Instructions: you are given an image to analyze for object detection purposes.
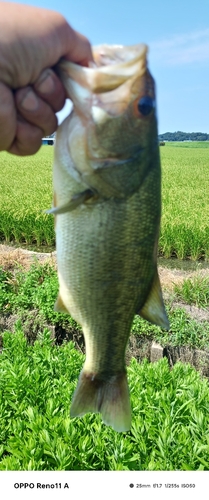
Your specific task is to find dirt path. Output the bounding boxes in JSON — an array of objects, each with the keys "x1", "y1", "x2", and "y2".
[
  {"x1": 0, "y1": 243, "x2": 209, "y2": 323},
  {"x1": 1, "y1": 243, "x2": 209, "y2": 289},
  {"x1": 0, "y1": 244, "x2": 57, "y2": 271}
]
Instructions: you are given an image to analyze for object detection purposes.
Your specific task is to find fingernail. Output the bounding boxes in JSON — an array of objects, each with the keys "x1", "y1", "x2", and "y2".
[
  {"x1": 36, "y1": 69, "x2": 55, "y2": 94},
  {"x1": 20, "y1": 89, "x2": 39, "y2": 111}
]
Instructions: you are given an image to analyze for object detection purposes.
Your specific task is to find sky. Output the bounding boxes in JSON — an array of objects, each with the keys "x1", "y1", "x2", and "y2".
[{"x1": 7, "y1": 0, "x2": 209, "y2": 133}]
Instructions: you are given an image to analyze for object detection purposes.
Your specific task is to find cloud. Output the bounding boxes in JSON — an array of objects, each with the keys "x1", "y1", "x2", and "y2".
[{"x1": 150, "y1": 29, "x2": 209, "y2": 65}]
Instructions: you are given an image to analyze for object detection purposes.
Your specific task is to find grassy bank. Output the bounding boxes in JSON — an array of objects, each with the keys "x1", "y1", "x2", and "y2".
[
  {"x1": 1, "y1": 262, "x2": 209, "y2": 351},
  {"x1": 0, "y1": 261, "x2": 209, "y2": 470}
]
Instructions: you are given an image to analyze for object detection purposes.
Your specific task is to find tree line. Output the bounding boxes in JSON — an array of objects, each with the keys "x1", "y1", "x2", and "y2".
[{"x1": 158, "y1": 131, "x2": 209, "y2": 142}]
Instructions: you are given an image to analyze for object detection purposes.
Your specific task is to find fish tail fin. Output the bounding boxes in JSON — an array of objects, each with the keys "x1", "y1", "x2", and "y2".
[{"x1": 70, "y1": 370, "x2": 131, "y2": 432}]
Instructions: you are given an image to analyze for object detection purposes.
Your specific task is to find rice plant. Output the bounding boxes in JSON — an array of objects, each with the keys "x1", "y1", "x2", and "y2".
[
  {"x1": 0, "y1": 142, "x2": 209, "y2": 258},
  {"x1": 160, "y1": 143, "x2": 209, "y2": 260}
]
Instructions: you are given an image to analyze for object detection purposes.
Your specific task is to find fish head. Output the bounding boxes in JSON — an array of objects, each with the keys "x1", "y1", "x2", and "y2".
[
  {"x1": 90, "y1": 45, "x2": 157, "y2": 159},
  {"x1": 56, "y1": 44, "x2": 159, "y2": 197}
]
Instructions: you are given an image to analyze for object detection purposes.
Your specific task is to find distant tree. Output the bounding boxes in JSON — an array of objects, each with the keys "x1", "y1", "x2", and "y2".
[{"x1": 158, "y1": 131, "x2": 209, "y2": 141}]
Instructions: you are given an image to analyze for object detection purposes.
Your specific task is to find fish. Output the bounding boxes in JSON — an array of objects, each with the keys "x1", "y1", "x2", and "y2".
[{"x1": 49, "y1": 43, "x2": 169, "y2": 432}]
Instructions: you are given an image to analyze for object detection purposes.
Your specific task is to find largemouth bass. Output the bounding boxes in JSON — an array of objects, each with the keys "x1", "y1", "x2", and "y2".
[{"x1": 50, "y1": 44, "x2": 169, "y2": 432}]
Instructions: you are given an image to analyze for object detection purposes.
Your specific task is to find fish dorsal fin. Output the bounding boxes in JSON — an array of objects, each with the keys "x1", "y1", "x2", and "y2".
[{"x1": 139, "y1": 271, "x2": 170, "y2": 330}]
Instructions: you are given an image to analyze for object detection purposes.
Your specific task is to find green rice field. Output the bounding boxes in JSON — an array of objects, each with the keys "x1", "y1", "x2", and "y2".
[
  {"x1": 161, "y1": 142, "x2": 209, "y2": 260},
  {"x1": 0, "y1": 142, "x2": 208, "y2": 259}
]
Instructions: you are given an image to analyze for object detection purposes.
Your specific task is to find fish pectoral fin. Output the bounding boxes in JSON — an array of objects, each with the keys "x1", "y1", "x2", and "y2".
[
  {"x1": 45, "y1": 189, "x2": 94, "y2": 215},
  {"x1": 54, "y1": 293, "x2": 69, "y2": 313},
  {"x1": 139, "y1": 271, "x2": 170, "y2": 330},
  {"x1": 70, "y1": 370, "x2": 131, "y2": 433}
]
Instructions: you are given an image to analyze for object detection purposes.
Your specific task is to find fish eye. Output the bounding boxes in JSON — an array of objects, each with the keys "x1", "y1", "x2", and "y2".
[{"x1": 137, "y1": 96, "x2": 155, "y2": 116}]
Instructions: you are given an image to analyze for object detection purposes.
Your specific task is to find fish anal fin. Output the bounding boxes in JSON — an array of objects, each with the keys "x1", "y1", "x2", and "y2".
[
  {"x1": 70, "y1": 370, "x2": 131, "y2": 433},
  {"x1": 54, "y1": 293, "x2": 69, "y2": 313},
  {"x1": 139, "y1": 271, "x2": 170, "y2": 330}
]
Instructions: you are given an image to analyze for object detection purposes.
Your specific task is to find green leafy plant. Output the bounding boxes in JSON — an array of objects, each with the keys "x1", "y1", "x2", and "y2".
[{"x1": 0, "y1": 329, "x2": 209, "y2": 471}]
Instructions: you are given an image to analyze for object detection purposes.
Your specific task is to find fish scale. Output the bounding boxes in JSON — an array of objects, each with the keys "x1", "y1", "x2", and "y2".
[{"x1": 51, "y1": 43, "x2": 169, "y2": 432}]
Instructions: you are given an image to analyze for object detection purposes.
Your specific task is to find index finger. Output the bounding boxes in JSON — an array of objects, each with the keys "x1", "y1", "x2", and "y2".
[{"x1": 62, "y1": 28, "x2": 93, "y2": 66}]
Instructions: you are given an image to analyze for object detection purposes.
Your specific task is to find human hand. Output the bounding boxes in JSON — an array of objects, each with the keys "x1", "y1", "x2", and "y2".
[{"x1": 0, "y1": 2, "x2": 93, "y2": 155}]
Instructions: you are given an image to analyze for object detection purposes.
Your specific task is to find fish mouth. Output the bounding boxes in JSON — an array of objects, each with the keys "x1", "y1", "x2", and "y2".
[{"x1": 56, "y1": 44, "x2": 148, "y2": 106}]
